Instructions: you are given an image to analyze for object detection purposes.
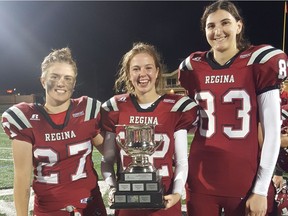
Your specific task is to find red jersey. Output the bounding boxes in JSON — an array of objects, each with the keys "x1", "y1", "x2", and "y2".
[
  {"x1": 101, "y1": 93, "x2": 198, "y2": 215},
  {"x1": 179, "y1": 45, "x2": 287, "y2": 197},
  {"x1": 281, "y1": 91, "x2": 288, "y2": 105},
  {"x1": 277, "y1": 105, "x2": 288, "y2": 173},
  {"x1": 282, "y1": 104, "x2": 288, "y2": 129},
  {"x1": 1, "y1": 96, "x2": 103, "y2": 212}
]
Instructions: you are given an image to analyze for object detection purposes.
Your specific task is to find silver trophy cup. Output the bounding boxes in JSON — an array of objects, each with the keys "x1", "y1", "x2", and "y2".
[
  {"x1": 111, "y1": 124, "x2": 165, "y2": 209},
  {"x1": 116, "y1": 124, "x2": 163, "y2": 173}
]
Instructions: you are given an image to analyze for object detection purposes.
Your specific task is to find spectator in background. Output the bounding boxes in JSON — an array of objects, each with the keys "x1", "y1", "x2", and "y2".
[
  {"x1": 272, "y1": 104, "x2": 288, "y2": 189},
  {"x1": 280, "y1": 81, "x2": 288, "y2": 105}
]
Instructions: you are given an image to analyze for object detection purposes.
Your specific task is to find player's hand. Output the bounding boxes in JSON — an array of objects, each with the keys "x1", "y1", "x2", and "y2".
[
  {"x1": 272, "y1": 175, "x2": 284, "y2": 189},
  {"x1": 108, "y1": 186, "x2": 116, "y2": 206},
  {"x1": 245, "y1": 193, "x2": 267, "y2": 216},
  {"x1": 281, "y1": 134, "x2": 288, "y2": 147},
  {"x1": 282, "y1": 126, "x2": 288, "y2": 134},
  {"x1": 163, "y1": 193, "x2": 181, "y2": 210}
]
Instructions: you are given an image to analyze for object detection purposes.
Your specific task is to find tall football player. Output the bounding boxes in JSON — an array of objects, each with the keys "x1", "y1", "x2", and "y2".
[
  {"x1": 101, "y1": 42, "x2": 199, "y2": 216},
  {"x1": 178, "y1": 1, "x2": 288, "y2": 216},
  {"x1": 1, "y1": 48, "x2": 107, "y2": 216}
]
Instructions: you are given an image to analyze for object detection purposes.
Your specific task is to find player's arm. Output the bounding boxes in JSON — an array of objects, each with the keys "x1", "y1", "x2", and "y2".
[
  {"x1": 12, "y1": 139, "x2": 33, "y2": 216},
  {"x1": 164, "y1": 129, "x2": 188, "y2": 209},
  {"x1": 92, "y1": 132, "x2": 105, "y2": 155},
  {"x1": 246, "y1": 89, "x2": 281, "y2": 213},
  {"x1": 101, "y1": 131, "x2": 117, "y2": 205},
  {"x1": 259, "y1": 121, "x2": 285, "y2": 188},
  {"x1": 101, "y1": 131, "x2": 117, "y2": 187}
]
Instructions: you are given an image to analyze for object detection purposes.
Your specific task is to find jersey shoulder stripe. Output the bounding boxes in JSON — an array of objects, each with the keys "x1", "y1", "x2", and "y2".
[
  {"x1": 3, "y1": 105, "x2": 32, "y2": 130},
  {"x1": 84, "y1": 97, "x2": 101, "y2": 121},
  {"x1": 179, "y1": 52, "x2": 207, "y2": 71},
  {"x1": 247, "y1": 45, "x2": 283, "y2": 65},
  {"x1": 179, "y1": 56, "x2": 193, "y2": 71},
  {"x1": 102, "y1": 96, "x2": 118, "y2": 112},
  {"x1": 282, "y1": 108, "x2": 288, "y2": 120},
  {"x1": 171, "y1": 96, "x2": 197, "y2": 112}
]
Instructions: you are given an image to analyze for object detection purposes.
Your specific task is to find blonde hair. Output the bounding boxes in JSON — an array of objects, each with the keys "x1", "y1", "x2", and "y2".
[
  {"x1": 41, "y1": 47, "x2": 77, "y2": 78},
  {"x1": 114, "y1": 42, "x2": 164, "y2": 94}
]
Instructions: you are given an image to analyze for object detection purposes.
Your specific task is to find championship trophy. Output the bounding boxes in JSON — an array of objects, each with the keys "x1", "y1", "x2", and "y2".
[{"x1": 110, "y1": 124, "x2": 165, "y2": 209}]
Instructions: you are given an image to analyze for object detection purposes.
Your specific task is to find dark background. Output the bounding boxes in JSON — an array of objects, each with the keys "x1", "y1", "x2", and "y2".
[{"x1": 0, "y1": 1, "x2": 286, "y2": 102}]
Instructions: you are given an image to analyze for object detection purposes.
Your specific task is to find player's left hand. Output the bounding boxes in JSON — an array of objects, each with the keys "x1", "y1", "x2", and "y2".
[
  {"x1": 245, "y1": 193, "x2": 267, "y2": 216},
  {"x1": 107, "y1": 186, "x2": 116, "y2": 206},
  {"x1": 163, "y1": 193, "x2": 181, "y2": 210}
]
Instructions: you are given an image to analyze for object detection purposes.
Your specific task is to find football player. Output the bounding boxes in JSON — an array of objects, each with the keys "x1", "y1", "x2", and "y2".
[
  {"x1": 178, "y1": 1, "x2": 287, "y2": 216},
  {"x1": 1, "y1": 48, "x2": 107, "y2": 216},
  {"x1": 273, "y1": 105, "x2": 288, "y2": 190},
  {"x1": 101, "y1": 42, "x2": 199, "y2": 216},
  {"x1": 280, "y1": 82, "x2": 288, "y2": 106}
]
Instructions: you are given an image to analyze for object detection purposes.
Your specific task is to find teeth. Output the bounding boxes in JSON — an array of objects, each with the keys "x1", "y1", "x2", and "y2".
[
  {"x1": 139, "y1": 80, "x2": 148, "y2": 84},
  {"x1": 56, "y1": 90, "x2": 66, "y2": 93},
  {"x1": 215, "y1": 36, "x2": 226, "y2": 41}
]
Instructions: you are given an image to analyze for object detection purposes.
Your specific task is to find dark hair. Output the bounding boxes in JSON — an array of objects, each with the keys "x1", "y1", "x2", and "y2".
[
  {"x1": 114, "y1": 42, "x2": 164, "y2": 94},
  {"x1": 200, "y1": 0, "x2": 250, "y2": 50}
]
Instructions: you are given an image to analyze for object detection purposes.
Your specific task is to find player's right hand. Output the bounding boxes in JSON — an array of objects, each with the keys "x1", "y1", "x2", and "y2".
[
  {"x1": 163, "y1": 193, "x2": 181, "y2": 210},
  {"x1": 273, "y1": 175, "x2": 285, "y2": 189}
]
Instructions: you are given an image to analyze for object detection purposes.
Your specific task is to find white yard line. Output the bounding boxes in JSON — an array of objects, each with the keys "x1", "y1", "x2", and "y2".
[
  {"x1": 0, "y1": 188, "x2": 13, "y2": 196},
  {"x1": 0, "y1": 158, "x2": 13, "y2": 161}
]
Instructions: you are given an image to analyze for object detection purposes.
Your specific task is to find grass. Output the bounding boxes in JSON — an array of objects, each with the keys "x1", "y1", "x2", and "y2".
[{"x1": 0, "y1": 124, "x2": 14, "y2": 190}]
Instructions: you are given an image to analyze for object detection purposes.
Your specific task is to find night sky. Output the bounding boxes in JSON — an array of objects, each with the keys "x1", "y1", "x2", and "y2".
[{"x1": 0, "y1": 1, "x2": 286, "y2": 102}]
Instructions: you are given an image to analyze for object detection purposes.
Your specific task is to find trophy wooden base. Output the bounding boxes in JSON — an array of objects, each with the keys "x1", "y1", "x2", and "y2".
[
  {"x1": 110, "y1": 187, "x2": 165, "y2": 209},
  {"x1": 111, "y1": 171, "x2": 165, "y2": 209}
]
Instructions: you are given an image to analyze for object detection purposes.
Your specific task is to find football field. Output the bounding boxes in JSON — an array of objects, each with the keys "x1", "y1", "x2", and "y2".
[{"x1": 0, "y1": 117, "x2": 193, "y2": 215}]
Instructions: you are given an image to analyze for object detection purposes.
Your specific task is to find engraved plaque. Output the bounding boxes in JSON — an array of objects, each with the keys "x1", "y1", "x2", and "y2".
[
  {"x1": 127, "y1": 195, "x2": 139, "y2": 203},
  {"x1": 124, "y1": 173, "x2": 152, "y2": 181},
  {"x1": 132, "y1": 183, "x2": 144, "y2": 191},
  {"x1": 139, "y1": 195, "x2": 151, "y2": 203},
  {"x1": 146, "y1": 183, "x2": 158, "y2": 191},
  {"x1": 118, "y1": 183, "x2": 131, "y2": 191},
  {"x1": 114, "y1": 195, "x2": 126, "y2": 203}
]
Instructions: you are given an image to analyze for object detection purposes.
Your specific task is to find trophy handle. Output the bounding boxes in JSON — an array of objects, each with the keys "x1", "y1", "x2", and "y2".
[{"x1": 155, "y1": 134, "x2": 164, "y2": 150}]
